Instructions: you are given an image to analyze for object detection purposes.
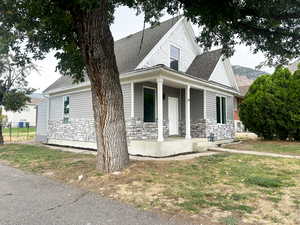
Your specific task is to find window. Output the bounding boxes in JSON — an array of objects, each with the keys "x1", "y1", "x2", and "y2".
[
  {"x1": 63, "y1": 96, "x2": 70, "y2": 123},
  {"x1": 144, "y1": 88, "x2": 155, "y2": 122},
  {"x1": 170, "y1": 45, "x2": 180, "y2": 71},
  {"x1": 216, "y1": 96, "x2": 226, "y2": 124}
]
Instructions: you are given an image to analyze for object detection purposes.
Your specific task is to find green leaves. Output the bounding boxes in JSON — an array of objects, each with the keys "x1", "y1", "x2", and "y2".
[
  {"x1": 1, "y1": 0, "x2": 299, "y2": 84},
  {"x1": 240, "y1": 65, "x2": 300, "y2": 140},
  {"x1": 3, "y1": 90, "x2": 31, "y2": 112}
]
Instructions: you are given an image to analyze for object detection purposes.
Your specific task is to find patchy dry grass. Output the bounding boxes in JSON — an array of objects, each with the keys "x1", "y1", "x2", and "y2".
[
  {"x1": 225, "y1": 140, "x2": 300, "y2": 156},
  {"x1": 1, "y1": 144, "x2": 300, "y2": 225}
]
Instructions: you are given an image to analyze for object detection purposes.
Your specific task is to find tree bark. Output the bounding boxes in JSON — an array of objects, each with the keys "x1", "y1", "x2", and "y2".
[
  {"x1": 72, "y1": 3, "x2": 129, "y2": 172},
  {"x1": 0, "y1": 108, "x2": 4, "y2": 145}
]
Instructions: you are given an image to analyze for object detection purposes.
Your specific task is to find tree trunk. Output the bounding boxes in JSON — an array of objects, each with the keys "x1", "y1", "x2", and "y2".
[
  {"x1": 0, "y1": 108, "x2": 3, "y2": 145},
  {"x1": 72, "y1": 3, "x2": 129, "y2": 172}
]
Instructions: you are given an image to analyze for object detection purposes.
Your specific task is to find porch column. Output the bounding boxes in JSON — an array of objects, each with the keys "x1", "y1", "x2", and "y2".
[
  {"x1": 157, "y1": 77, "x2": 164, "y2": 142},
  {"x1": 185, "y1": 85, "x2": 191, "y2": 139},
  {"x1": 203, "y1": 89, "x2": 207, "y2": 119},
  {"x1": 130, "y1": 81, "x2": 134, "y2": 118}
]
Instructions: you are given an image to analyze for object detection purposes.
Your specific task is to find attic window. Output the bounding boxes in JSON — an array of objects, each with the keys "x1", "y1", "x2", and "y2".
[{"x1": 170, "y1": 45, "x2": 180, "y2": 71}]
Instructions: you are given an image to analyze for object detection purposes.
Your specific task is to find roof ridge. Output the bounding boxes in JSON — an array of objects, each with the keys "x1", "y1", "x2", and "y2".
[{"x1": 115, "y1": 15, "x2": 182, "y2": 43}]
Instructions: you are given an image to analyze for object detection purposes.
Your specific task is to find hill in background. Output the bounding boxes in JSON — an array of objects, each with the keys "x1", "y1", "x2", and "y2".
[{"x1": 232, "y1": 65, "x2": 268, "y2": 87}]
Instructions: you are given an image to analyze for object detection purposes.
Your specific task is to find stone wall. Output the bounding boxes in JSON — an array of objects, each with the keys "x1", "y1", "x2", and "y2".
[
  {"x1": 126, "y1": 118, "x2": 169, "y2": 140},
  {"x1": 48, "y1": 117, "x2": 234, "y2": 143},
  {"x1": 180, "y1": 119, "x2": 206, "y2": 138},
  {"x1": 206, "y1": 119, "x2": 235, "y2": 140},
  {"x1": 48, "y1": 119, "x2": 96, "y2": 142},
  {"x1": 180, "y1": 119, "x2": 234, "y2": 140}
]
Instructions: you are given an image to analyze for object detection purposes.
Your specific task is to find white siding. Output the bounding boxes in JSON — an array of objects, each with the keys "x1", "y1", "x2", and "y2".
[
  {"x1": 206, "y1": 91, "x2": 217, "y2": 121},
  {"x1": 206, "y1": 91, "x2": 234, "y2": 122},
  {"x1": 121, "y1": 83, "x2": 131, "y2": 120},
  {"x1": 226, "y1": 95, "x2": 234, "y2": 121},
  {"x1": 69, "y1": 91, "x2": 93, "y2": 119},
  {"x1": 49, "y1": 85, "x2": 131, "y2": 121},
  {"x1": 138, "y1": 20, "x2": 198, "y2": 73},
  {"x1": 36, "y1": 99, "x2": 48, "y2": 142},
  {"x1": 209, "y1": 59, "x2": 232, "y2": 87},
  {"x1": 49, "y1": 96, "x2": 63, "y2": 121}
]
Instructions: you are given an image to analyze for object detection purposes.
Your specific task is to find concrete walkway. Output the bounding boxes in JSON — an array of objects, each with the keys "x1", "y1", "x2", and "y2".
[
  {"x1": 209, "y1": 147, "x2": 300, "y2": 159},
  {"x1": 0, "y1": 163, "x2": 195, "y2": 225}
]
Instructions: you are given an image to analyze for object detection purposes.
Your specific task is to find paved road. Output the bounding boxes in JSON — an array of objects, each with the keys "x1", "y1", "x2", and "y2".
[{"x1": 0, "y1": 163, "x2": 192, "y2": 225}]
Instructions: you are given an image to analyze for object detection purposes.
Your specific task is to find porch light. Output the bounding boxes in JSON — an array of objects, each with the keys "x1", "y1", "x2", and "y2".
[{"x1": 208, "y1": 133, "x2": 215, "y2": 142}]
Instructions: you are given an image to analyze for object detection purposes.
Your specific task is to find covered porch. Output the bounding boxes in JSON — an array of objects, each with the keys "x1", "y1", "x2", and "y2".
[
  {"x1": 120, "y1": 66, "x2": 235, "y2": 157},
  {"x1": 125, "y1": 72, "x2": 208, "y2": 143}
]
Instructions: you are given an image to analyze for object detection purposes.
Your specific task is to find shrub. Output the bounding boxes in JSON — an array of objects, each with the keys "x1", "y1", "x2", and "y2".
[{"x1": 239, "y1": 65, "x2": 300, "y2": 140}]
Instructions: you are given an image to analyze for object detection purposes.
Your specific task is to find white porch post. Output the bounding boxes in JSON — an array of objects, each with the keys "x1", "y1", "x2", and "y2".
[
  {"x1": 157, "y1": 77, "x2": 164, "y2": 142},
  {"x1": 185, "y1": 85, "x2": 191, "y2": 139},
  {"x1": 130, "y1": 81, "x2": 134, "y2": 118},
  {"x1": 203, "y1": 89, "x2": 207, "y2": 119}
]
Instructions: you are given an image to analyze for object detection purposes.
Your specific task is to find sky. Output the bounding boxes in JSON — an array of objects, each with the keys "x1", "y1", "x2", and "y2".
[{"x1": 27, "y1": 6, "x2": 274, "y2": 93}]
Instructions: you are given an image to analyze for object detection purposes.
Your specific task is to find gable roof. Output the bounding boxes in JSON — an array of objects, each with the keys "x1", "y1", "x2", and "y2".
[
  {"x1": 186, "y1": 49, "x2": 222, "y2": 81},
  {"x1": 44, "y1": 16, "x2": 182, "y2": 93},
  {"x1": 115, "y1": 16, "x2": 182, "y2": 73}
]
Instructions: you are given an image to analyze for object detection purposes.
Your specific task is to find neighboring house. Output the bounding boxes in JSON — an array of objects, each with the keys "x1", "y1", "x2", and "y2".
[
  {"x1": 37, "y1": 16, "x2": 240, "y2": 157},
  {"x1": 3, "y1": 93, "x2": 44, "y2": 127},
  {"x1": 232, "y1": 65, "x2": 267, "y2": 132}
]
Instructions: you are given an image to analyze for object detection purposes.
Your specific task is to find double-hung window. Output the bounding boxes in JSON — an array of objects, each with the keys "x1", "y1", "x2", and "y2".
[
  {"x1": 216, "y1": 96, "x2": 226, "y2": 124},
  {"x1": 63, "y1": 96, "x2": 70, "y2": 123},
  {"x1": 170, "y1": 45, "x2": 180, "y2": 71}
]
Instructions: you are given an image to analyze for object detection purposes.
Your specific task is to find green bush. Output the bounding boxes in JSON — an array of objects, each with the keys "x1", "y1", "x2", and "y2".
[{"x1": 240, "y1": 65, "x2": 300, "y2": 140}]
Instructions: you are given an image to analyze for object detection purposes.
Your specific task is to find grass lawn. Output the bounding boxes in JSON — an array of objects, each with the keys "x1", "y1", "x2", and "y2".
[
  {"x1": 2, "y1": 127, "x2": 36, "y2": 142},
  {"x1": 225, "y1": 140, "x2": 300, "y2": 156},
  {"x1": 1, "y1": 144, "x2": 300, "y2": 225}
]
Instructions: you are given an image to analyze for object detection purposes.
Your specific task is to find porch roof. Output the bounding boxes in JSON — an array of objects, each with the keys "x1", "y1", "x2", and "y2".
[
  {"x1": 121, "y1": 65, "x2": 240, "y2": 95},
  {"x1": 44, "y1": 64, "x2": 240, "y2": 96}
]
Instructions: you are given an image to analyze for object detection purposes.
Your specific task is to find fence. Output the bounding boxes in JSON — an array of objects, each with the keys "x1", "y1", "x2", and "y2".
[{"x1": 2, "y1": 122, "x2": 36, "y2": 143}]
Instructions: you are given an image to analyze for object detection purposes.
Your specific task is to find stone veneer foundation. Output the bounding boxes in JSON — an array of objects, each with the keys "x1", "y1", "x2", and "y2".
[{"x1": 48, "y1": 117, "x2": 234, "y2": 143}]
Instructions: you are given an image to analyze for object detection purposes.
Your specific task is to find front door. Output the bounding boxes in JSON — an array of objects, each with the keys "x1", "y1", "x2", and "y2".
[{"x1": 168, "y1": 97, "x2": 179, "y2": 135}]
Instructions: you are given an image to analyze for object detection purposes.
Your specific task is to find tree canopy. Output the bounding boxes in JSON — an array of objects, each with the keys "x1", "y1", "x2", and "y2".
[
  {"x1": 0, "y1": 0, "x2": 299, "y2": 81},
  {"x1": 0, "y1": 50, "x2": 35, "y2": 144},
  {"x1": 239, "y1": 65, "x2": 300, "y2": 140}
]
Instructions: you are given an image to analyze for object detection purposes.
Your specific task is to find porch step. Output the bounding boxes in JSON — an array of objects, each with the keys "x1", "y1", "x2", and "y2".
[{"x1": 128, "y1": 138, "x2": 216, "y2": 157}]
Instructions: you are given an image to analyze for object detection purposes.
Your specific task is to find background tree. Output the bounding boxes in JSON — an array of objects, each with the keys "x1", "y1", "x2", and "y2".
[
  {"x1": 0, "y1": 52, "x2": 35, "y2": 144},
  {"x1": 239, "y1": 66, "x2": 300, "y2": 140},
  {"x1": 0, "y1": 0, "x2": 299, "y2": 172}
]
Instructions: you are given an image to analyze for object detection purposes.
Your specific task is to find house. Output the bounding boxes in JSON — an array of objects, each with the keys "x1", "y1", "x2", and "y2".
[
  {"x1": 232, "y1": 65, "x2": 267, "y2": 133},
  {"x1": 3, "y1": 93, "x2": 44, "y2": 127},
  {"x1": 36, "y1": 16, "x2": 240, "y2": 157}
]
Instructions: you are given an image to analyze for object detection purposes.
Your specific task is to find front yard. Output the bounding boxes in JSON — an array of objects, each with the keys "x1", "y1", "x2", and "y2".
[
  {"x1": 1, "y1": 144, "x2": 300, "y2": 225},
  {"x1": 225, "y1": 140, "x2": 300, "y2": 156}
]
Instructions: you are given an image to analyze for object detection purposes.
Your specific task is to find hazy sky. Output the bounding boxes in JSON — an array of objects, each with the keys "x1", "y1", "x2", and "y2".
[{"x1": 27, "y1": 6, "x2": 274, "y2": 93}]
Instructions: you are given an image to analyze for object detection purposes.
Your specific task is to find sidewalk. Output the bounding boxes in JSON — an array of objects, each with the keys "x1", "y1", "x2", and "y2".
[{"x1": 209, "y1": 147, "x2": 300, "y2": 159}]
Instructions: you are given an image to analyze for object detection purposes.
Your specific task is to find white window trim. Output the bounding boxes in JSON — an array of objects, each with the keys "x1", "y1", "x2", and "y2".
[
  {"x1": 216, "y1": 95, "x2": 227, "y2": 124},
  {"x1": 170, "y1": 44, "x2": 181, "y2": 71},
  {"x1": 142, "y1": 86, "x2": 157, "y2": 123}
]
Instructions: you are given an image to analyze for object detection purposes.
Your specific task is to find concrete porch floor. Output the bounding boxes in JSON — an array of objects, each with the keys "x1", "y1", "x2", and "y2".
[{"x1": 128, "y1": 137, "x2": 218, "y2": 157}]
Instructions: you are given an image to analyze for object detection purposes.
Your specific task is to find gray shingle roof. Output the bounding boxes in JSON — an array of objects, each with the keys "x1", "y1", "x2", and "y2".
[
  {"x1": 44, "y1": 16, "x2": 182, "y2": 93},
  {"x1": 186, "y1": 49, "x2": 222, "y2": 81}
]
